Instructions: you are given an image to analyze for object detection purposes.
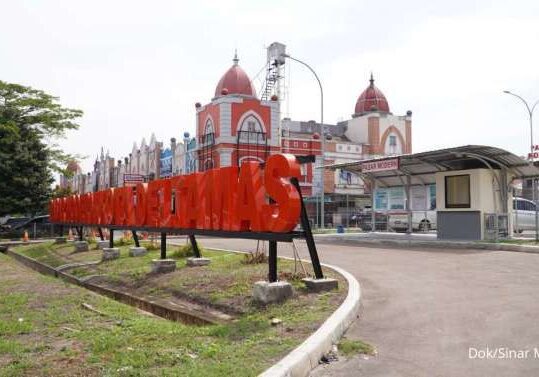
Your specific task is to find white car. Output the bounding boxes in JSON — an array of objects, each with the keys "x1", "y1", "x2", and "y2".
[
  {"x1": 513, "y1": 197, "x2": 538, "y2": 233},
  {"x1": 388, "y1": 211, "x2": 437, "y2": 232}
]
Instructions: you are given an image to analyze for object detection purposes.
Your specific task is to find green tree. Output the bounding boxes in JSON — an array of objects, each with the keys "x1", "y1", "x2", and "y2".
[
  {"x1": 52, "y1": 185, "x2": 74, "y2": 199},
  {"x1": 0, "y1": 81, "x2": 82, "y2": 216}
]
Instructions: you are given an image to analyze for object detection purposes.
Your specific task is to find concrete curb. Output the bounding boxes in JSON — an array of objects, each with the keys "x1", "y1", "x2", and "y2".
[
  {"x1": 315, "y1": 234, "x2": 539, "y2": 254},
  {"x1": 207, "y1": 247, "x2": 361, "y2": 377}
]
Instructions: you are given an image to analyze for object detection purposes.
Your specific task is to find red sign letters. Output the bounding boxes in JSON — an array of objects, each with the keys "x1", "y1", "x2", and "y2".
[{"x1": 49, "y1": 154, "x2": 302, "y2": 233}]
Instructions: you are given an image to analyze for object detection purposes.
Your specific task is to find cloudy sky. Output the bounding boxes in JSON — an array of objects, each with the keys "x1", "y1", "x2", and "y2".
[{"x1": 2, "y1": 0, "x2": 539, "y2": 173}]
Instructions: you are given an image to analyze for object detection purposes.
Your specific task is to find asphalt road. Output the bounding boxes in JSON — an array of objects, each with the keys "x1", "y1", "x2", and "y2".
[{"x1": 190, "y1": 236, "x2": 539, "y2": 377}]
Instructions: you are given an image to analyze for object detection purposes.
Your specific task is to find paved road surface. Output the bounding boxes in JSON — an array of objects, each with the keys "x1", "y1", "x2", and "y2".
[{"x1": 189, "y1": 237, "x2": 539, "y2": 377}]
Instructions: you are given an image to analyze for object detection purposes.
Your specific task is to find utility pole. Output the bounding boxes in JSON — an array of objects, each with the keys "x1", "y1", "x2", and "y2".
[
  {"x1": 282, "y1": 53, "x2": 325, "y2": 228},
  {"x1": 504, "y1": 90, "x2": 539, "y2": 241}
]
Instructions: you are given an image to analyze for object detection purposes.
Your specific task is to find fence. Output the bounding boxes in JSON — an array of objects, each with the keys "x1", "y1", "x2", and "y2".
[
  {"x1": 484, "y1": 213, "x2": 509, "y2": 241},
  {"x1": 0, "y1": 222, "x2": 64, "y2": 240},
  {"x1": 304, "y1": 196, "x2": 438, "y2": 234}
]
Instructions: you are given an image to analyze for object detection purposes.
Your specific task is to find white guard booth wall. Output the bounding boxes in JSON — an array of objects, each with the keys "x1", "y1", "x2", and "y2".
[{"x1": 435, "y1": 168, "x2": 513, "y2": 240}]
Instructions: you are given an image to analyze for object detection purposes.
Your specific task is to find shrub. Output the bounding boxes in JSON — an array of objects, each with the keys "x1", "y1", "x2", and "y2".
[
  {"x1": 113, "y1": 237, "x2": 134, "y2": 247},
  {"x1": 141, "y1": 241, "x2": 160, "y2": 251},
  {"x1": 242, "y1": 250, "x2": 268, "y2": 265},
  {"x1": 171, "y1": 243, "x2": 199, "y2": 259}
]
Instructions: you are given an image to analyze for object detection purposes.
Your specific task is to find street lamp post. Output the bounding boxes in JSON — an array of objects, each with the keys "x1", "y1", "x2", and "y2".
[
  {"x1": 282, "y1": 53, "x2": 326, "y2": 229},
  {"x1": 504, "y1": 90, "x2": 539, "y2": 241}
]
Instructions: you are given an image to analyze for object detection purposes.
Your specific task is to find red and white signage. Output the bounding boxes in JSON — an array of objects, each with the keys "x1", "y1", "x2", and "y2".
[
  {"x1": 124, "y1": 174, "x2": 144, "y2": 184},
  {"x1": 361, "y1": 158, "x2": 400, "y2": 173},
  {"x1": 528, "y1": 145, "x2": 539, "y2": 160}
]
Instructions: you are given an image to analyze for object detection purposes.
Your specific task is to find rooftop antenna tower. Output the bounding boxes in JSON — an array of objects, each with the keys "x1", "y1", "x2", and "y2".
[{"x1": 261, "y1": 42, "x2": 287, "y2": 103}]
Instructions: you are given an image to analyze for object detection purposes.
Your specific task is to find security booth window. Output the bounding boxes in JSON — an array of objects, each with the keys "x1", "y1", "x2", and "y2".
[{"x1": 445, "y1": 174, "x2": 471, "y2": 208}]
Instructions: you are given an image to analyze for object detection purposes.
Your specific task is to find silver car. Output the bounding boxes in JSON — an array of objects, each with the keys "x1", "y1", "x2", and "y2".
[{"x1": 513, "y1": 197, "x2": 537, "y2": 233}]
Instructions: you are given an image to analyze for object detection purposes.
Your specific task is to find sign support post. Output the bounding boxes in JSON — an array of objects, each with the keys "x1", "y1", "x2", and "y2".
[
  {"x1": 291, "y1": 177, "x2": 324, "y2": 279},
  {"x1": 268, "y1": 240, "x2": 278, "y2": 283},
  {"x1": 188, "y1": 235, "x2": 201, "y2": 258},
  {"x1": 109, "y1": 229, "x2": 114, "y2": 248},
  {"x1": 160, "y1": 233, "x2": 167, "y2": 259},
  {"x1": 132, "y1": 230, "x2": 140, "y2": 247},
  {"x1": 76, "y1": 226, "x2": 83, "y2": 241}
]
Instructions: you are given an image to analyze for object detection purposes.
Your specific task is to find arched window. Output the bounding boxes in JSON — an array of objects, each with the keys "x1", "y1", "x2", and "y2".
[
  {"x1": 238, "y1": 156, "x2": 264, "y2": 164},
  {"x1": 385, "y1": 133, "x2": 402, "y2": 155},
  {"x1": 236, "y1": 113, "x2": 268, "y2": 166},
  {"x1": 238, "y1": 115, "x2": 265, "y2": 144},
  {"x1": 203, "y1": 119, "x2": 215, "y2": 146},
  {"x1": 199, "y1": 119, "x2": 215, "y2": 172},
  {"x1": 204, "y1": 159, "x2": 214, "y2": 170}
]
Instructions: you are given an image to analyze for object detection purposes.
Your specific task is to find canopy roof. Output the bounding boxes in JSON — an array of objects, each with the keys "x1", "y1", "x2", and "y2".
[{"x1": 326, "y1": 145, "x2": 539, "y2": 187}]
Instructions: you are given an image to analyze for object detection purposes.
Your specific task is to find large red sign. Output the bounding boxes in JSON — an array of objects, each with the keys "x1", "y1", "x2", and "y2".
[{"x1": 49, "y1": 154, "x2": 302, "y2": 233}]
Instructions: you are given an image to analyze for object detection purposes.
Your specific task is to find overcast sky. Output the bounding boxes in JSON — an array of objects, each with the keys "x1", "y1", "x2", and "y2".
[{"x1": 2, "y1": 0, "x2": 539, "y2": 173}]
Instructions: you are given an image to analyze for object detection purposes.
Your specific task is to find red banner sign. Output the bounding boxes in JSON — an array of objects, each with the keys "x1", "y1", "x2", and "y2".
[
  {"x1": 361, "y1": 158, "x2": 400, "y2": 173},
  {"x1": 49, "y1": 154, "x2": 301, "y2": 233}
]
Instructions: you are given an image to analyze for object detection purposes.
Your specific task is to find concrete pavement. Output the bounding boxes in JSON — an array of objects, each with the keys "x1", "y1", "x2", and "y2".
[{"x1": 192, "y1": 237, "x2": 539, "y2": 377}]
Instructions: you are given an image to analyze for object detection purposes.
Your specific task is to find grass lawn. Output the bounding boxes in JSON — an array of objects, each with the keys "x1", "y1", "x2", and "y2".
[{"x1": 2, "y1": 241, "x2": 346, "y2": 376}]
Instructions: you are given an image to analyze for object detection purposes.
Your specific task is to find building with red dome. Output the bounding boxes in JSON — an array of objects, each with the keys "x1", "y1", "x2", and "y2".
[
  {"x1": 195, "y1": 52, "x2": 281, "y2": 171},
  {"x1": 354, "y1": 73, "x2": 391, "y2": 115},
  {"x1": 214, "y1": 53, "x2": 257, "y2": 98},
  {"x1": 59, "y1": 160, "x2": 82, "y2": 191},
  {"x1": 346, "y1": 74, "x2": 411, "y2": 157},
  {"x1": 279, "y1": 70, "x2": 412, "y2": 225}
]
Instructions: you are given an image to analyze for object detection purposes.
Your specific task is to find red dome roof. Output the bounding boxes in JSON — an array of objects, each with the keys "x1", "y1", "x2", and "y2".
[
  {"x1": 354, "y1": 74, "x2": 390, "y2": 115},
  {"x1": 66, "y1": 160, "x2": 80, "y2": 173},
  {"x1": 214, "y1": 53, "x2": 256, "y2": 98}
]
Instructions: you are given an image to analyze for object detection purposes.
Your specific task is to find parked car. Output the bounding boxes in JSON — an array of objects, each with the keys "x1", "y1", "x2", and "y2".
[
  {"x1": 0, "y1": 215, "x2": 63, "y2": 239},
  {"x1": 355, "y1": 211, "x2": 388, "y2": 231},
  {"x1": 0, "y1": 216, "x2": 30, "y2": 232},
  {"x1": 388, "y1": 211, "x2": 437, "y2": 232},
  {"x1": 513, "y1": 197, "x2": 537, "y2": 233}
]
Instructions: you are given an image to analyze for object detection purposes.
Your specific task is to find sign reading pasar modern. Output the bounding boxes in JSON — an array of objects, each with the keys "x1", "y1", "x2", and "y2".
[
  {"x1": 528, "y1": 145, "x2": 539, "y2": 160},
  {"x1": 361, "y1": 158, "x2": 399, "y2": 173},
  {"x1": 49, "y1": 154, "x2": 301, "y2": 233}
]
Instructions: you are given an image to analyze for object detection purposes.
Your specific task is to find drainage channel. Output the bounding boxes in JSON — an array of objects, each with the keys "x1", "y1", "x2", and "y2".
[{"x1": 1, "y1": 247, "x2": 232, "y2": 326}]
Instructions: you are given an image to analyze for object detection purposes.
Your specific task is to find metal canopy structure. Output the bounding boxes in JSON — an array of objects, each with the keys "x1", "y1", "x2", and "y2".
[{"x1": 325, "y1": 145, "x2": 539, "y2": 187}]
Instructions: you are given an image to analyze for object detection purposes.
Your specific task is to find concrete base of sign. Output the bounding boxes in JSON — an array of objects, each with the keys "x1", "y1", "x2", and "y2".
[
  {"x1": 151, "y1": 259, "x2": 176, "y2": 274},
  {"x1": 54, "y1": 237, "x2": 67, "y2": 244},
  {"x1": 186, "y1": 257, "x2": 211, "y2": 267},
  {"x1": 73, "y1": 241, "x2": 89, "y2": 253},
  {"x1": 96, "y1": 240, "x2": 110, "y2": 250},
  {"x1": 302, "y1": 277, "x2": 339, "y2": 293},
  {"x1": 102, "y1": 247, "x2": 120, "y2": 261},
  {"x1": 129, "y1": 247, "x2": 148, "y2": 257},
  {"x1": 252, "y1": 281, "x2": 293, "y2": 305}
]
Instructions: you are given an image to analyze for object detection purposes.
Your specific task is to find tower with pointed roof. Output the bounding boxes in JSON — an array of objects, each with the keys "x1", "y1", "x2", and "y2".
[
  {"x1": 195, "y1": 52, "x2": 281, "y2": 171},
  {"x1": 345, "y1": 74, "x2": 412, "y2": 156}
]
